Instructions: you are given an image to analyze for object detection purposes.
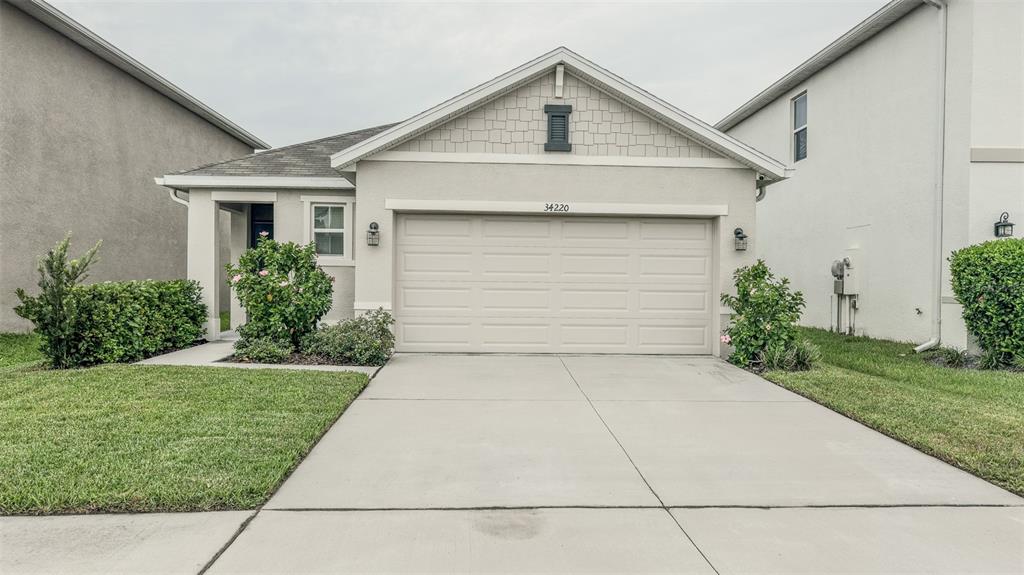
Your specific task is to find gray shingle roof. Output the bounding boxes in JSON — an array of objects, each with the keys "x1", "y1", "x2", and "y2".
[{"x1": 175, "y1": 124, "x2": 397, "y2": 178}]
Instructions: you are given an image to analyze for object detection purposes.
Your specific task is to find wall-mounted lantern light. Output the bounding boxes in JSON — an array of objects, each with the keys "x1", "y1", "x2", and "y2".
[
  {"x1": 367, "y1": 222, "x2": 380, "y2": 246},
  {"x1": 994, "y1": 212, "x2": 1014, "y2": 238},
  {"x1": 733, "y1": 227, "x2": 748, "y2": 251}
]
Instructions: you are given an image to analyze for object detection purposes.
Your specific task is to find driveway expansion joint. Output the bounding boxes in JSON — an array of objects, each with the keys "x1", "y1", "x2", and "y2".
[{"x1": 557, "y1": 355, "x2": 723, "y2": 575}]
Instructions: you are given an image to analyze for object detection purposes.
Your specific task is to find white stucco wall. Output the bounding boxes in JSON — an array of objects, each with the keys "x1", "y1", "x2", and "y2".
[
  {"x1": 728, "y1": 0, "x2": 1024, "y2": 349},
  {"x1": 728, "y1": 4, "x2": 943, "y2": 344},
  {"x1": 351, "y1": 160, "x2": 759, "y2": 357}
]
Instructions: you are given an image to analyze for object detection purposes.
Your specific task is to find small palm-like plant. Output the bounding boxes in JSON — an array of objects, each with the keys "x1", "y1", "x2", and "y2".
[{"x1": 15, "y1": 234, "x2": 101, "y2": 368}]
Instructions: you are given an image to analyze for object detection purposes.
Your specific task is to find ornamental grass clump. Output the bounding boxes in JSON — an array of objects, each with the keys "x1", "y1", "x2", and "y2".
[
  {"x1": 721, "y1": 260, "x2": 816, "y2": 371},
  {"x1": 226, "y1": 234, "x2": 333, "y2": 352}
]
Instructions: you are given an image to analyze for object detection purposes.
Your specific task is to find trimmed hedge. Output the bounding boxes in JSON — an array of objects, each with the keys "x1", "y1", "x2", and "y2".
[
  {"x1": 72, "y1": 280, "x2": 207, "y2": 365},
  {"x1": 20, "y1": 280, "x2": 206, "y2": 368},
  {"x1": 949, "y1": 238, "x2": 1024, "y2": 365}
]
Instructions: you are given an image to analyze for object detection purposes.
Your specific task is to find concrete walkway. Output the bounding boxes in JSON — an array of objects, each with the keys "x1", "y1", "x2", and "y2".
[
  {"x1": 137, "y1": 337, "x2": 380, "y2": 376},
  {"x1": 5, "y1": 354, "x2": 1023, "y2": 574}
]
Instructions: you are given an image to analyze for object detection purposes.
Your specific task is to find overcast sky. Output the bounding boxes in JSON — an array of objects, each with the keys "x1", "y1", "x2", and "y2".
[{"x1": 51, "y1": 0, "x2": 888, "y2": 149}]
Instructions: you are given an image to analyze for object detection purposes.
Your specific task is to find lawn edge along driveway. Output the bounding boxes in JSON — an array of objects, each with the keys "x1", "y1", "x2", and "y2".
[
  {"x1": 763, "y1": 327, "x2": 1024, "y2": 497},
  {"x1": 0, "y1": 362, "x2": 368, "y2": 515}
]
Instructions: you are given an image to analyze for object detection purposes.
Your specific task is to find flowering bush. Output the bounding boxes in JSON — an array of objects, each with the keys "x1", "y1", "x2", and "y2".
[
  {"x1": 226, "y1": 235, "x2": 333, "y2": 349},
  {"x1": 720, "y1": 260, "x2": 807, "y2": 368},
  {"x1": 949, "y1": 238, "x2": 1024, "y2": 367}
]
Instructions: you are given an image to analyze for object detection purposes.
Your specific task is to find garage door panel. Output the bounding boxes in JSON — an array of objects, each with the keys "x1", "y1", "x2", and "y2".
[
  {"x1": 480, "y1": 288, "x2": 551, "y2": 312},
  {"x1": 400, "y1": 215, "x2": 474, "y2": 239},
  {"x1": 397, "y1": 286, "x2": 473, "y2": 312},
  {"x1": 481, "y1": 252, "x2": 552, "y2": 276},
  {"x1": 562, "y1": 218, "x2": 631, "y2": 240},
  {"x1": 395, "y1": 214, "x2": 714, "y2": 354},
  {"x1": 401, "y1": 321, "x2": 473, "y2": 346},
  {"x1": 638, "y1": 289, "x2": 709, "y2": 313},
  {"x1": 481, "y1": 217, "x2": 554, "y2": 240}
]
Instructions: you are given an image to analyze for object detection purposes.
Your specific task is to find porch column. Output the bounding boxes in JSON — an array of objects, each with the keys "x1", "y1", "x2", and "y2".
[
  {"x1": 186, "y1": 190, "x2": 222, "y2": 340},
  {"x1": 228, "y1": 206, "x2": 249, "y2": 330}
]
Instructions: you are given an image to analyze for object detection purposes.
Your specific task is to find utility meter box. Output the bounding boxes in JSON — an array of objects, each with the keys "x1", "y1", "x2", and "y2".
[{"x1": 831, "y1": 258, "x2": 859, "y2": 295}]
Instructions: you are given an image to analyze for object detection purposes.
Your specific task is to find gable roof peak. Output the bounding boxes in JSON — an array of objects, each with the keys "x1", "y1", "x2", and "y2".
[{"x1": 330, "y1": 47, "x2": 788, "y2": 181}]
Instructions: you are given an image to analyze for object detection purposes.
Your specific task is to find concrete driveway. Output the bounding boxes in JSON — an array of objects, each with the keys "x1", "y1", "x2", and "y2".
[{"x1": 204, "y1": 354, "x2": 1024, "y2": 574}]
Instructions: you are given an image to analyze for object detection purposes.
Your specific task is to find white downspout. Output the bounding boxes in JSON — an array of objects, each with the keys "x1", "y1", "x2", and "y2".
[
  {"x1": 915, "y1": 0, "x2": 948, "y2": 353},
  {"x1": 168, "y1": 188, "x2": 189, "y2": 207}
]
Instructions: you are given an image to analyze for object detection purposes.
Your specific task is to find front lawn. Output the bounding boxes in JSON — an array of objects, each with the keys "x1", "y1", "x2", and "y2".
[
  {"x1": 765, "y1": 328, "x2": 1024, "y2": 496},
  {"x1": 1, "y1": 358, "x2": 367, "y2": 514},
  {"x1": 0, "y1": 332, "x2": 42, "y2": 368}
]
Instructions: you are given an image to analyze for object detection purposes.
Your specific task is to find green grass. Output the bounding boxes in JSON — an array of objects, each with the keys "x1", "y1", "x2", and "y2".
[
  {"x1": 0, "y1": 333, "x2": 43, "y2": 368},
  {"x1": 764, "y1": 328, "x2": 1024, "y2": 496},
  {"x1": 0, "y1": 362, "x2": 367, "y2": 514},
  {"x1": 220, "y1": 310, "x2": 230, "y2": 332}
]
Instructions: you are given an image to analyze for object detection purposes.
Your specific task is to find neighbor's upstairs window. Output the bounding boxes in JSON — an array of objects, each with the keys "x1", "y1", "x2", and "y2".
[
  {"x1": 312, "y1": 204, "x2": 345, "y2": 256},
  {"x1": 792, "y1": 92, "x2": 807, "y2": 162}
]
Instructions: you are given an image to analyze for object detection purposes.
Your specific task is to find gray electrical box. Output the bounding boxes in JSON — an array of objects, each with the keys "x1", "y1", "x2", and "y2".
[{"x1": 831, "y1": 258, "x2": 858, "y2": 295}]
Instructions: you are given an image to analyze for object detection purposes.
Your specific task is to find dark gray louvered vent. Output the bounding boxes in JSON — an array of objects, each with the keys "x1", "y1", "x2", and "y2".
[{"x1": 544, "y1": 104, "x2": 572, "y2": 152}]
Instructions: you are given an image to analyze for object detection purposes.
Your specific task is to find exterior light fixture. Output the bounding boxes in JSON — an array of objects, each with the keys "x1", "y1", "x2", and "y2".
[
  {"x1": 994, "y1": 212, "x2": 1014, "y2": 238},
  {"x1": 366, "y1": 222, "x2": 380, "y2": 246},
  {"x1": 733, "y1": 227, "x2": 748, "y2": 251}
]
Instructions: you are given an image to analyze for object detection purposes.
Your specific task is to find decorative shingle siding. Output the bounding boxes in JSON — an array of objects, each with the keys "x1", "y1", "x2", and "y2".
[{"x1": 394, "y1": 73, "x2": 720, "y2": 158}]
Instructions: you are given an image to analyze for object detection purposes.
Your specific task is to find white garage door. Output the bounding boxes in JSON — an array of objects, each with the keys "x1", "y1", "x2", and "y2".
[{"x1": 394, "y1": 213, "x2": 714, "y2": 354}]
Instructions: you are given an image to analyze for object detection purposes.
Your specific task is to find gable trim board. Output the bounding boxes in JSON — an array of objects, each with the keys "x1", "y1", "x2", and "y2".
[
  {"x1": 330, "y1": 47, "x2": 789, "y2": 182},
  {"x1": 8, "y1": 0, "x2": 269, "y2": 150},
  {"x1": 362, "y1": 152, "x2": 747, "y2": 170}
]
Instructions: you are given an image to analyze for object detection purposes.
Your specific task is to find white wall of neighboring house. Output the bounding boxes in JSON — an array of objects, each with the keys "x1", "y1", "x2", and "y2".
[{"x1": 725, "y1": 0, "x2": 1024, "y2": 349}]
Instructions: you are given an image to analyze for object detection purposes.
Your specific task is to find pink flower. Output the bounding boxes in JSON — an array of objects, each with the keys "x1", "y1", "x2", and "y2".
[
  {"x1": 230, "y1": 274, "x2": 242, "y2": 283},
  {"x1": 259, "y1": 230, "x2": 269, "y2": 237},
  {"x1": 258, "y1": 269, "x2": 269, "y2": 277},
  {"x1": 720, "y1": 334, "x2": 732, "y2": 344},
  {"x1": 279, "y1": 280, "x2": 289, "y2": 287}
]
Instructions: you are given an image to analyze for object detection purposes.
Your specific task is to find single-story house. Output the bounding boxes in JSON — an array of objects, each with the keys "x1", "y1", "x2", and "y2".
[
  {"x1": 0, "y1": 0, "x2": 268, "y2": 331},
  {"x1": 158, "y1": 47, "x2": 788, "y2": 357},
  {"x1": 718, "y1": 0, "x2": 1024, "y2": 351}
]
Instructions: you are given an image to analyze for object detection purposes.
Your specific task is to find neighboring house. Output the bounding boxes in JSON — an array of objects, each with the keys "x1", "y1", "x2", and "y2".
[
  {"x1": 718, "y1": 0, "x2": 1023, "y2": 351},
  {"x1": 158, "y1": 47, "x2": 788, "y2": 357},
  {"x1": 0, "y1": 0, "x2": 268, "y2": 331}
]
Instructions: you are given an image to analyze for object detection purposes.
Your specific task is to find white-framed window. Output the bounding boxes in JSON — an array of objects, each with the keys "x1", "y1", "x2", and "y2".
[
  {"x1": 301, "y1": 196, "x2": 354, "y2": 265},
  {"x1": 312, "y1": 204, "x2": 345, "y2": 256},
  {"x1": 792, "y1": 92, "x2": 807, "y2": 162}
]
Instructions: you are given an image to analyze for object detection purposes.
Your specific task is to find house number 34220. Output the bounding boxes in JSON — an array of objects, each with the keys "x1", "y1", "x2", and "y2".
[{"x1": 544, "y1": 203, "x2": 570, "y2": 212}]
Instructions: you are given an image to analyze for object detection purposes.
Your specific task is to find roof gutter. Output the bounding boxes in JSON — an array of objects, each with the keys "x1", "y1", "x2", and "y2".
[{"x1": 914, "y1": 0, "x2": 948, "y2": 353}]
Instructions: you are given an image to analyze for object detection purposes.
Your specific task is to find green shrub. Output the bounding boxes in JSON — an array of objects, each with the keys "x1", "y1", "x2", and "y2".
[
  {"x1": 233, "y1": 334, "x2": 292, "y2": 363},
  {"x1": 16, "y1": 236, "x2": 206, "y2": 368},
  {"x1": 302, "y1": 308, "x2": 395, "y2": 366},
  {"x1": 72, "y1": 280, "x2": 206, "y2": 365},
  {"x1": 226, "y1": 236, "x2": 333, "y2": 350},
  {"x1": 949, "y1": 238, "x2": 1024, "y2": 365},
  {"x1": 14, "y1": 234, "x2": 100, "y2": 368},
  {"x1": 721, "y1": 260, "x2": 806, "y2": 368}
]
